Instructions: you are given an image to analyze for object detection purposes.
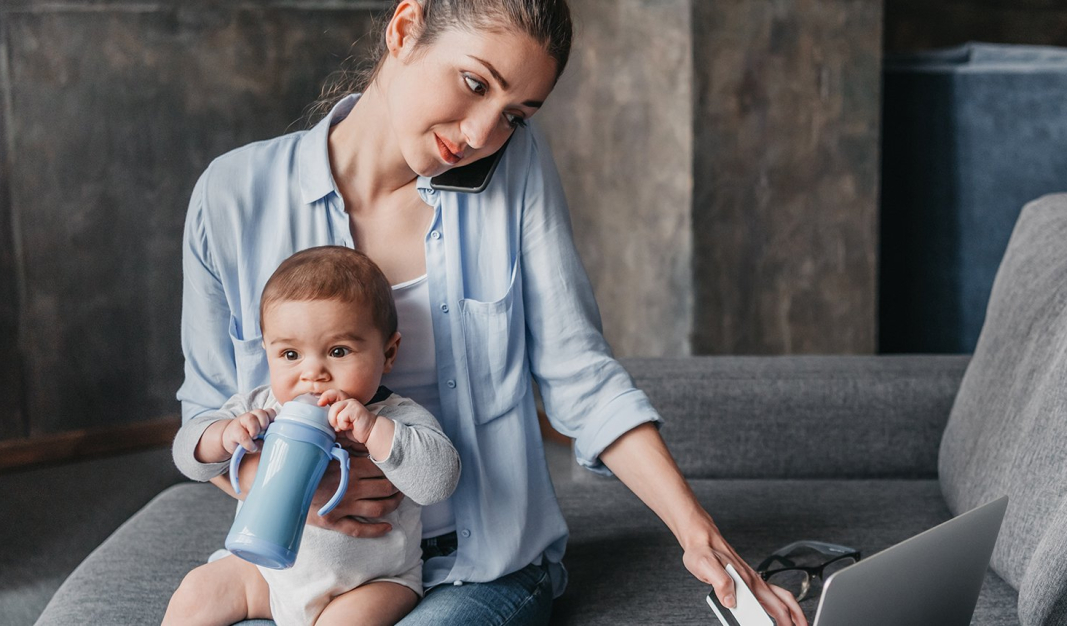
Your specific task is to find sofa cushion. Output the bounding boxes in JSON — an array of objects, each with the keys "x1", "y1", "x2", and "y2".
[
  {"x1": 555, "y1": 477, "x2": 1019, "y2": 625},
  {"x1": 35, "y1": 478, "x2": 1020, "y2": 625},
  {"x1": 939, "y1": 193, "x2": 1067, "y2": 625},
  {"x1": 620, "y1": 355, "x2": 968, "y2": 479}
]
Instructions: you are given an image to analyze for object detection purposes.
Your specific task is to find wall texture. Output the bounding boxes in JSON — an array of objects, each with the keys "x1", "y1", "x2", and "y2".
[
  {"x1": 691, "y1": 0, "x2": 882, "y2": 355},
  {"x1": 540, "y1": 0, "x2": 693, "y2": 358},
  {"x1": 0, "y1": 0, "x2": 885, "y2": 443},
  {"x1": 0, "y1": 1, "x2": 384, "y2": 437}
]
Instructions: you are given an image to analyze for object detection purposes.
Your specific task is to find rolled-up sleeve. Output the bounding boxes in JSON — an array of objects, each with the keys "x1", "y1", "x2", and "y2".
[
  {"x1": 176, "y1": 169, "x2": 238, "y2": 423},
  {"x1": 519, "y1": 126, "x2": 662, "y2": 476}
]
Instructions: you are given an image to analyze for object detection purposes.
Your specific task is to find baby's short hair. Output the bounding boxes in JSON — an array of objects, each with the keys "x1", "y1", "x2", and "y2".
[{"x1": 259, "y1": 246, "x2": 397, "y2": 339}]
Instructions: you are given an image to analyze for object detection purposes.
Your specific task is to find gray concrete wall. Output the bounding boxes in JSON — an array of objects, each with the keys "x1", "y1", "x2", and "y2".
[
  {"x1": 690, "y1": 0, "x2": 882, "y2": 355},
  {"x1": 539, "y1": 0, "x2": 693, "y2": 358},
  {"x1": 0, "y1": 0, "x2": 886, "y2": 441},
  {"x1": 0, "y1": 1, "x2": 384, "y2": 437}
]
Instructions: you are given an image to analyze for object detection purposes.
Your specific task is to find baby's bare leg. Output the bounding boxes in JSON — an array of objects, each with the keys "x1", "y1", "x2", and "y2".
[
  {"x1": 315, "y1": 581, "x2": 419, "y2": 626},
  {"x1": 162, "y1": 555, "x2": 272, "y2": 626}
]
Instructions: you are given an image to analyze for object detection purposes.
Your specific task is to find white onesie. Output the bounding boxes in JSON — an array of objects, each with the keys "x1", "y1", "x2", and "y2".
[{"x1": 173, "y1": 385, "x2": 461, "y2": 626}]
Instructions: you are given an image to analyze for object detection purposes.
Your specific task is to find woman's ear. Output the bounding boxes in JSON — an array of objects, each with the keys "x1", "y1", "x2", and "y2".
[
  {"x1": 382, "y1": 331, "x2": 402, "y2": 374},
  {"x1": 385, "y1": 0, "x2": 424, "y2": 59}
]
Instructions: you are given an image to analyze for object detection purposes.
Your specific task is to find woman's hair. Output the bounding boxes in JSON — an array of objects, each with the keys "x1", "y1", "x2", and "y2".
[
  {"x1": 260, "y1": 246, "x2": 398, "y2": 340},
  {"x1": 307, "y1": 0, "x2": 573, "y2": 124}
]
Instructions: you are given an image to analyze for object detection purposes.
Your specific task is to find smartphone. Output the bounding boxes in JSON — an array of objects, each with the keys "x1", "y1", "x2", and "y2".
[
  {"x1": 429, "y1": 136, "x2": 512, "y2": 193},
  {"x1": 706, "y1": 564, "x2": 775, "y2": 626}
]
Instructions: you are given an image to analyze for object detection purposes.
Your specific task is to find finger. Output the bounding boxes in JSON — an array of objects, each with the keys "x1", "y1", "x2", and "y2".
[
  {"x1": 318, "y1": 389, "x2": 340, "y2": 406},
  {"x1": 246, "y1": 411, "x2": 268, "y2": 434},
  {"x1": 327, "y1": 402, "x2": 342, "y2": 428},
  {"x1": 328, "y1": 493, "x2": 403, "y2": 519},
  {"x1": 320, "y1": 516, "x2": 392, "y2": 539},
  {"x1": 238, "y1": 431, "x2": 258, "y2": 453},
  {"x1": 750, "y1": 578, "x2": 795, "y2": 626},
  {"x1": 348, "y1": 456, "x2": 388, "y2": 479},
  {"x1": 691, "y1": 554, "x2": 734, "y2": 614},
  {"x1": 769, "y1": 583, "x2": 808, "y2": 626},
  {"x1": 256, "y1": 410, "x2": 271, "y2": 432}
]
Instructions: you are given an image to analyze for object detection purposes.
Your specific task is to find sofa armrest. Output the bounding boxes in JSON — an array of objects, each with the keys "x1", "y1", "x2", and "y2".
[{"x1": 618, "y1": 355, "x2": 969, "y2": 479}]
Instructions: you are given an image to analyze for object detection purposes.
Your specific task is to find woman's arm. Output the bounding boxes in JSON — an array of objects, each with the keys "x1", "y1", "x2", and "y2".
[
  {"x1": 601, "y1": 424, "x2": 808, "y2": 626},
  {"x1": 517, "y1": 125, "x2": 805, "y2": 625}
]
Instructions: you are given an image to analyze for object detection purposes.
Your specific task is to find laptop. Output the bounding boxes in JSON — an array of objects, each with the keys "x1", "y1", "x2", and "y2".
[{"x1": 809, "y1": 495, "x2": 1009, "y2": 626}]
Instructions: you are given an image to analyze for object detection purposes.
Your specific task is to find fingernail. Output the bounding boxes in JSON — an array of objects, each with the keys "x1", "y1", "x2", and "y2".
[{"x1": 724, "y1": 595, "x2": 735, "y2": 608}]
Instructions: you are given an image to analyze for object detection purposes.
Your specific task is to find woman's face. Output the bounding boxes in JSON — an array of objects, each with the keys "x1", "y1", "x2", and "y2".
[{"x1": 383, "y1": 17, "x2": 559, "y2": 178}]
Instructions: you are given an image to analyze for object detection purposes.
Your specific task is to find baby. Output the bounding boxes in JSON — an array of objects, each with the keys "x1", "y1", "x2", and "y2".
[{"x1": 165, "y1": 246, "x2": 461, "y2": 626}]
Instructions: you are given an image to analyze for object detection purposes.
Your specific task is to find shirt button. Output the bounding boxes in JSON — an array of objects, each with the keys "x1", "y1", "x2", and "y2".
[
  {"x1": 446, "y1": 379, "x2": 456, "y2": 389},
  {"x1": 453, "y1": 580, "x2": 464, "y2": 586},
  {"x1": 460, "y1": 529, "x2": 471, "y2": 538},
  {"x1": 440, "y1": 303, "x2": 449, "y2": 313},
  {"x1": 430, "y1": 230, "x2": 441, "y2": 240}
]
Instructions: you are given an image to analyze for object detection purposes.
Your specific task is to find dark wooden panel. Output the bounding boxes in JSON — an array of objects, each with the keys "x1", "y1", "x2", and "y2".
[
  {"x1": 3, "y1": 3, "x2": 383, "y2": 435},
  {"x1": 0, "y1": 415, "x2": 179, "y2": 472},
  {"x1": 886, "y1": 0, "x2": 1067, "y2": 53},
  {"x1": 0, "y1": 20, "x2": 27, "y2": 441},
  {"x1": 691, "y1": 0, "x2": 881, "y2": 355}
]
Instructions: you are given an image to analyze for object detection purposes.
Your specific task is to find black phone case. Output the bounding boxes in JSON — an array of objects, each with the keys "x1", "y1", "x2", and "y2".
[{"x1": 429, "y1": 136, "x2": 512, "y2": 193}]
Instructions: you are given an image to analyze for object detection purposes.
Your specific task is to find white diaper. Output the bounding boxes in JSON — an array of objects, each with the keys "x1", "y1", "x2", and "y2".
[{"x1": 261, "y1": 497, "x2": 424, "y2": 626}]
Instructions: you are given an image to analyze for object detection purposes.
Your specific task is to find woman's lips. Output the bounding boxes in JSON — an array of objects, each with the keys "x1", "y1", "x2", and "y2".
[{"x1": 435, "y1": 134, "x2": 463, "y2": 165}]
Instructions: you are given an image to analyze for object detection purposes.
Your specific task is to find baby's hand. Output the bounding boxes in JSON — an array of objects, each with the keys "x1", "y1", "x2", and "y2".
[
  {"x1": 320, "y1": 390, "x2": 378, "y2": 444},
  {"x1": 221, "y1": 409, "x2": 275, "y2": 455}
]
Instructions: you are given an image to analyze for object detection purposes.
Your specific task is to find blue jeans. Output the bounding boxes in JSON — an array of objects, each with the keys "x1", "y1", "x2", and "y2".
[{"x1": 396, "y1": 533, "x2": 553, "y2": 626}]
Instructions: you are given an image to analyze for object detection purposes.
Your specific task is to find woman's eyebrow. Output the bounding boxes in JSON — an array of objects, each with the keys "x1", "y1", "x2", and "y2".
[{"x1": 468, "y1": 55, "x2": 544, "y2": 108}]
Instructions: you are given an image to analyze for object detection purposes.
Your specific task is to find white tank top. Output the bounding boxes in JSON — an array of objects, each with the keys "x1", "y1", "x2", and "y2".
[{"x1": 381, "y1": 274, "x2": 456, "y2": 538}]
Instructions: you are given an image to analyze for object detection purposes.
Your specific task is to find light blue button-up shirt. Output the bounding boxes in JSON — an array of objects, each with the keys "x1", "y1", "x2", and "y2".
[{"x1": 177, "y1": 95, "x2": 662, "y2": 596}]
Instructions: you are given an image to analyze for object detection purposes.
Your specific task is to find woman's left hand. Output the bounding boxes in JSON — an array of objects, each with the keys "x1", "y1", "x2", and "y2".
[{"x1": 683, "y1": 535, "x2": 808, "y2": 626}]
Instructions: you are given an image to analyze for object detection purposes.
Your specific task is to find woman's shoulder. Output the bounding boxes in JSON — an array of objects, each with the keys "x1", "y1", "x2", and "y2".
[{"x1": 198, "y1": 131, "x2": 306, "y2": 197}]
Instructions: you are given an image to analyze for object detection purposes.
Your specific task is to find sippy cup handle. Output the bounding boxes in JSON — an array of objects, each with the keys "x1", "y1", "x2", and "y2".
[
  {"x1": 317, "y1": 444, "x2": 350, "y2": 517},
  {"x1": 230, "y1": 432, "x2": 265, "y2": 495}
]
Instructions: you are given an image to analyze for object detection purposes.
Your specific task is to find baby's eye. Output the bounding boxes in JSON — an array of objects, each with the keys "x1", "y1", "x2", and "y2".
[
  {"x1": 329, "y1": 346, "x2": 351, "y2": 358},
  {"x1": 283, "y1": 350, "x2": 299, "y2": 361},
  {"x1": 463, "y1": 73, "x2": 487, "y2": 95}
]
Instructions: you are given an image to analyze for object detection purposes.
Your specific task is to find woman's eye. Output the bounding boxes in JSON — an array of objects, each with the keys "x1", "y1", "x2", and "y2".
[
  {"x1": 283, "y1": 350, "x2": 299, "y2": 361},
  {"x1": 329, "y1": 347, "x2": 351, "y2": 358},
  {"x1": 463, "y1": 74, "x2": 487, "y2": 95},
  {"x1": 505, "y1": 113, "x2": 527, "y2": 129}
]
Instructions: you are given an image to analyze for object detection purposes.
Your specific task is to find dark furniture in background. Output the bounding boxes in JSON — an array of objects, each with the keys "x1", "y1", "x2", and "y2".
[{"x1": 880, "y1": 43, "x2": 1067, "y2": 353}]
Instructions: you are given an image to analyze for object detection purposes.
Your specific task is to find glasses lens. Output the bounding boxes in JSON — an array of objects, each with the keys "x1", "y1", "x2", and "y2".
[
  {"x1": 822, "y1": 556, "x2": 857, "y2": 580},
  {"x1": 766, "y1": 569, "x2": 810, "y2": 601}
]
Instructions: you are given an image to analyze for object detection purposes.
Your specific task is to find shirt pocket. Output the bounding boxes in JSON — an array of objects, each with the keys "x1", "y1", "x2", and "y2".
[
  {"x1": 229, "y1": 317, "x2": 269, "y2": 392},
  {"x1": 458, "y1": 261, "x2": 529, "y2": 424}
]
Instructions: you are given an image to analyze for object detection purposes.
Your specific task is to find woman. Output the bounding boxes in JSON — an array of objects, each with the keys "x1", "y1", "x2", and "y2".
[{"x1": 177, "y1": 0, "x2": 807, "y2": 624}]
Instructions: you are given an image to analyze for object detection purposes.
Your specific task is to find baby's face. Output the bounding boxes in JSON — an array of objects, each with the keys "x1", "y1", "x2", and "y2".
[{"x1": 261, "y1": 298, "x2": 398, "y2": 405}]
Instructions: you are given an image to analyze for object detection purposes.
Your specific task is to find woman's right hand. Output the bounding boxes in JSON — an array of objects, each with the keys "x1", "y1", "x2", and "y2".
[{"x1": 306, "y1": 443, "x2": 403, "y2": 538}]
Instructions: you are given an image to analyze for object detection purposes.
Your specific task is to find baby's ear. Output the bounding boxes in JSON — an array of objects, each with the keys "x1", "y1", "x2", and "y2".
[{"x1": 382, "y1": 331, "x2": 402, "y2": 373}]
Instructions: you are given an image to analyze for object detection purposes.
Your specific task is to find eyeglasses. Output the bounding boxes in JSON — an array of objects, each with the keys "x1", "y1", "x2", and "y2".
[{"x1": 757, "y1": 541, "x2": 861, "y2": 602}]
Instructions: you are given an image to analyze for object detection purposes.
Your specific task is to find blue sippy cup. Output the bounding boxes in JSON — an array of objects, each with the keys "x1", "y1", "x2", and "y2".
[{"x1": 224, "y1": 393, "x2": 350, "y2": 569}]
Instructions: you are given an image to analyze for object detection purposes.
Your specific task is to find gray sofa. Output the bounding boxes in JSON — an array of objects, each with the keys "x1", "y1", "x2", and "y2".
[{"x1": 35, "y1": 195, "x2": 1067, "y2": 625}]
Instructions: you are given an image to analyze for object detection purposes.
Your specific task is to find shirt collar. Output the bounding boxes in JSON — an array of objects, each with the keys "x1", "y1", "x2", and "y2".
[
  {"x1": 296, "y1": 94, "x2": 357, "y2": 205},
  {"x1": 297, "y1": 93, "x2": 440, "y2": 207}
]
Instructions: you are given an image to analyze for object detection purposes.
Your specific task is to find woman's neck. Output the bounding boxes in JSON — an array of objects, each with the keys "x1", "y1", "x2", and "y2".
[{"x1": 327, "y1": 83, "x2": 418, "y2": 211}]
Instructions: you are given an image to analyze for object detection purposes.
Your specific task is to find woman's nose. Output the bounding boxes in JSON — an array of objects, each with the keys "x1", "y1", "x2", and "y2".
[{"x1": 461, "y1": 107, "x2": 501, "y2": 151}]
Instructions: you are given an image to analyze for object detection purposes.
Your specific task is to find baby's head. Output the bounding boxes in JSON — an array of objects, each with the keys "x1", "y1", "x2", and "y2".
[{"x1": 259, "y1": 246, "x2": 399, "y2": 405}]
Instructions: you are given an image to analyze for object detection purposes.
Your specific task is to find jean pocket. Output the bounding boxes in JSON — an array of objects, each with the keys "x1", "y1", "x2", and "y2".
[
  {"x1": 458, "y1": 262, "x2": 529, "y2": 424},
  {"x1": 229, "y1": 317, "x2": 268, "y2": 392}
]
